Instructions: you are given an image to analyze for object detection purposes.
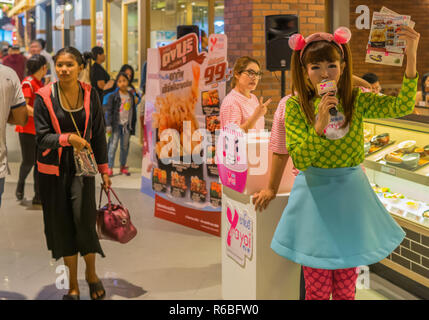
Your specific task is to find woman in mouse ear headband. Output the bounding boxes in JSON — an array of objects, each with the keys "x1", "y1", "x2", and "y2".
[{"x1": 270, "y1": 26, "x2": 420, "y2": 300}]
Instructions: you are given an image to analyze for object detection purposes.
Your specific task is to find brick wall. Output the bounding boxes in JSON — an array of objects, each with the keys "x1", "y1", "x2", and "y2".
[
  {"x1": 224, "y1": 0, "x2": 326, "y2": 122},
  {"x1": 385, "y1": 227, "x2": 429, "y2": 279},
  {"x1": 349, "y1": 1, "x2": 429, "y2": 90}
]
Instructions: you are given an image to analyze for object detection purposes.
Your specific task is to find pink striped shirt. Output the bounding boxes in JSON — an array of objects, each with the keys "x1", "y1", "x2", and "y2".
[
  {"x1": 269, "y1": 95, "x2": 292, "y2": 155},
  {"x1": 220, "y1": 89, "x2": 265, "y2": 130}
]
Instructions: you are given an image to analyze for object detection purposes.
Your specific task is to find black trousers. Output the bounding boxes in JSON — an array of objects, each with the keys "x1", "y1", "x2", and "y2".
[{"x1": 18, "y1": 133, "x2": 39, "y2": 197}]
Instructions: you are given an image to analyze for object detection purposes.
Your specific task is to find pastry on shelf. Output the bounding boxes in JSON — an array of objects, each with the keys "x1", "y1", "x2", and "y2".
[
  {"x1": 423, "y1": 210, "x2": 429, "y2": 218},
  {"x1": 383, "y1": 193, "x2": 404, "y2": 203},
  {"x1": 372, "y1": 186, "x2": 390, "y2": 193},
  {"x1": 406, "y1": 201, "x2": 420, "y2": 211},
  {"x1": 384, "y1": 153, "x2": 402, "y2": 164},
  {"x1": 371, "y1": 133, "x2": 390, "y2": 146},
  {"x1": 397, "y1": 140, "x2": 416, "y2": 153}
]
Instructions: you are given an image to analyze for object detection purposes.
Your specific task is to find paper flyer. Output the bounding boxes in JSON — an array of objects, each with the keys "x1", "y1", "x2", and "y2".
[{"x1": 365, "y1": 8, "x2": 410, "y2": 66}]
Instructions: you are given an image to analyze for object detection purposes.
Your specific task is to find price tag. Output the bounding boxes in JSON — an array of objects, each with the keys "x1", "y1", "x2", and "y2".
[{"x1": 381, "y1": 165, "x2": 396, "y2": 176}]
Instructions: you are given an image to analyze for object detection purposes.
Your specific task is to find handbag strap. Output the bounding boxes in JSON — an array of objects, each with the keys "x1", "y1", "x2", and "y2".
[
  {"x1": 98, "y1": 185, "x2": 112, "y2": 210},
  {"x1": 98, "y1": 185, "x2": 123, "y2": 209},
  {"x1": 58, "y1": 83, "x2": 84, "y2": 140}
]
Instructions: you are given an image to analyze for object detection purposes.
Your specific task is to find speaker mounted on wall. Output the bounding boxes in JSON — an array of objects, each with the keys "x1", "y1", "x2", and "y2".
[{"x1": 265, "y1": 15, "x2": 299, "y2": 71}]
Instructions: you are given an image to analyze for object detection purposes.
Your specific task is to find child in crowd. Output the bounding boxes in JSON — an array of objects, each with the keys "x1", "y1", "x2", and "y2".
[{"x1": 105, "y1": 72, "x2": 137, "y2": 176}]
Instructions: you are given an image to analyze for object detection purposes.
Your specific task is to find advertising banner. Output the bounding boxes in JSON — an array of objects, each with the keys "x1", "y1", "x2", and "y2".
[{"x1": 141, "y1": 33, "x2": 229, "y2": 236}]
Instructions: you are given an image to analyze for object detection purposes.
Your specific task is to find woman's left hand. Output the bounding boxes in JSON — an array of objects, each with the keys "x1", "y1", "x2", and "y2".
[
  {"x1": 398, "y1": 25, "x2": 420, "y2": 59},
  {"x1": 101, "y1": 173, "x2": 112, "y2": 190}
]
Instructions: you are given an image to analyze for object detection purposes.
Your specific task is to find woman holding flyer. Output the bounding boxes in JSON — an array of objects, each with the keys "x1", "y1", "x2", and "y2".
[{"x1": 271, "y1": 26, "x2": 419, "y2": 300}]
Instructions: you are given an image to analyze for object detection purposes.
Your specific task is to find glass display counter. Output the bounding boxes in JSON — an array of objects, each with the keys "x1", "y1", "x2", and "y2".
[{"x1": 363, "y1": 118, "x2": 429, "y2": 294}]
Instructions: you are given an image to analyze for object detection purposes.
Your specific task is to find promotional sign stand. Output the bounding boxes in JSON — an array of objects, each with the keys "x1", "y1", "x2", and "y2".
[
  {"x1": 219, "y1": 129, "x2": 300, "y2": 299},
  {"x1": 222, "y1": 187, "x2": 301, "y2": 300},
  {"x1": 142, "y1": 33, "x2": 229, "y2": 236}
]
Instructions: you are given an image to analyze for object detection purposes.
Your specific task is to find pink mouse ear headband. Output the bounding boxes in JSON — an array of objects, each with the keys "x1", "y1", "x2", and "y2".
[{"x1": 288, "y1": 27, "x2": 352, "y2": 63}]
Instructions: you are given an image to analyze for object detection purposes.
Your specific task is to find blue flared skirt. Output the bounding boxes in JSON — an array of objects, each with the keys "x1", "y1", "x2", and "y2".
[{"x1": 271, "y1": 166, "x2": 405, "y2": 270}]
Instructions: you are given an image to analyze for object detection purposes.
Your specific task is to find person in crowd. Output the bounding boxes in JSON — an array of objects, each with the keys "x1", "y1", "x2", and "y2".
[
  {"x1": 270, "y1": 26, "x2": 419, "y2": 300},
  {"x1": 36, "y1": 38, "x2": 57, "y2": 83},
  {"x1": 0, "y1": 65, "x2": 28, "y2": 207},
  {"x1": 15, "y1": 54, "x2": 48, "y2": 205},
  {"x1": 120, "y1": 64, "x2": 141, "y2": 103},
  {"x1": 89, "y1": 46, "x2": 113, "y2": 100},
  {"x1": 33, "y1": 47, "x2": 111, "y2": 300},
  {"x1": 102, "y1": 64, "x2": 141, "y2": 107},
  {"x1": 0, "y1": 46, "x2": 9, "y2": 64},
  {"x1": 140, "y1": 61, "x2": 147, "y2": 95},
  {"x1": 220, "y1": 56, "x2": 271, "y2": 132},
  {"x1": 78, "y1": 51, "x2": 93, "y2": 85},
  {"x1": 200, "y1": 30, "x2": 209, "y2": 52},
  {"x1": 362, "y1": 72, "x2": 382, "y2": 95},
  {"x1": 2, "y1": 45, "x2": 27, "y2": 81},
  {"x1": 105, "y1": 72, "x2": 137, "y2": 177},
  {"x1": 415, "y1": 72, "x2": 429, "y2": 106}
]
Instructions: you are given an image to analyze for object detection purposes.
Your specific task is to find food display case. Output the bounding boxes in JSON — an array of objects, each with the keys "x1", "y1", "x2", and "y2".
[{"x1": 363, "y1": 117, "x2": 429, "y2": 297}]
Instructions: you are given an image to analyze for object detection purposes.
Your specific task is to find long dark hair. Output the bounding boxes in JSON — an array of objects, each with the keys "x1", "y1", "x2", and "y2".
[
  {"x1": 26, "y1": 54, "x2": 47, "y2": 75},
  {"x1": 290, "y1": 40, "x2": 355, "y2": 128},
  {"x1": 119, "y1": 64, "x2": 135, "y2": 89},
  {"x1": 115, "y1": 72, "x2": 130, "y2": 87},
  {"x1": 421, "y1": 73, "x2": 429, "y2": 102},
  {"x1": 54, "y1": 47, "x2": 90, "y2": 67}
]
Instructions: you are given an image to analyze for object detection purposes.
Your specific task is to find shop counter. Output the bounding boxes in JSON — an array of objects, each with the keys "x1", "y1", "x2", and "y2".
[{"x1": 220, "y1": 133, "x2": 300, "y2": 299}]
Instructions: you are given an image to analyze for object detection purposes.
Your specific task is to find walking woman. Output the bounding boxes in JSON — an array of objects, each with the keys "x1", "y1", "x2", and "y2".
[
  {"x1": 34, "y1": 47, "x2": 112, "y2": 300},
  {"x1": 15, "y1": 54, "x2": 47, "y2": 204}
]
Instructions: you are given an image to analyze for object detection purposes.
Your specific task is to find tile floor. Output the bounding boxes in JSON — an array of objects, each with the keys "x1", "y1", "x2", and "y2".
[{"x1": 0, "y1": 136, "x2": 421, "y2": 300}]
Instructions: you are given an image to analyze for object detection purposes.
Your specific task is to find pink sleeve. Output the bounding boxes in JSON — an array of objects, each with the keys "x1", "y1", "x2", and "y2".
[
  {"x1": 59, "y1": 133, "x2": 71, "y2": 147},
  {"x1": 269, "y1": 96, "x2": 290, "y2": 154},
  {"x1": 220, "y1": 101, "x2": 242, "y2": 128}
]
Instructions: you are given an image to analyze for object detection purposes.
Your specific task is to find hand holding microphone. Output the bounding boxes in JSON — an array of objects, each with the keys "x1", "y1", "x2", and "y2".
[
  {"x1": 317, "y1": 79, "x2": 338, "y2": 116},
  {"x1": 315, "y1": 80, "x2": 338, "y2": 137}
]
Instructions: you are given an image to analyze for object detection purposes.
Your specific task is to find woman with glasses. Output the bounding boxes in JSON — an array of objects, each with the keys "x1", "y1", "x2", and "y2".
[{"x1": 220, "y1": 56, "x2": 271, "y2": 132}]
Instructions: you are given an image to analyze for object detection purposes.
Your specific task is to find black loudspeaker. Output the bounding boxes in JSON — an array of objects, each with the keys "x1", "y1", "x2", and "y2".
[
  {"x1": 265, "y1": 15, "x2": 299, "y2": 71},
  {"x1": 177, "y1": 25, "x2": 200, "y2": 39}
]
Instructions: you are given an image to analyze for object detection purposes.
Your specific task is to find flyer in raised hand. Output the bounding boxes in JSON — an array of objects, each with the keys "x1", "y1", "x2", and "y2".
[{"x1": 365, "y1": 9, "x2": 411, "y2": 67}]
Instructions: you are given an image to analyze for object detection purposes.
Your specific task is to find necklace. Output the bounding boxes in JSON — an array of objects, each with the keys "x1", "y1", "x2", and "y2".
[{"x1": 59, "y1": 82, "x2": 82, "y2": 110}]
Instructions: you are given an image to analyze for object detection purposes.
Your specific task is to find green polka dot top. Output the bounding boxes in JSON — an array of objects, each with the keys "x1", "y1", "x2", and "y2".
[{"x1": 285, "y1": 74, "x2": 418, "y2": 171}]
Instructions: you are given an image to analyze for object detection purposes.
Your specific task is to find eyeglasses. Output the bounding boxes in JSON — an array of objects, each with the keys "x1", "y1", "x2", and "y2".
[{"x1": 241, "y1": 69, "x2": 263, "y2": 79}]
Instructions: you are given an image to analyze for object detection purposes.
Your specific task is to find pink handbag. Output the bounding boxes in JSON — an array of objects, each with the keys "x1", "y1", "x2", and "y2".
[{"x1": 96, "y1": 187, "x2": 137, "y2": 244}]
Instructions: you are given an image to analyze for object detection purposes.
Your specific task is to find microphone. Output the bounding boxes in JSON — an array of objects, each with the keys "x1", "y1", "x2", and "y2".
[{"x1": 317, "y1": 79, "x2": 338, "y2": 116}]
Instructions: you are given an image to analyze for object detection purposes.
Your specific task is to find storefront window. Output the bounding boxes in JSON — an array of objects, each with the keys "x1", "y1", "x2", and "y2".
[
  {"x1": 109, "y1": 0, "x2": 122, "y2": 73},
  {"x1": 127, "y1": 2, "x2": 138, "y2": 74},
  {"x1": 214, "y1": 1, "x2": 224, "y2": 34},
  {"x1": 150, "y1": 0, "x2": 210, "y2": 48},
  {"x1": 95, "y1": 0, "x2": 104, "y2": 47}
]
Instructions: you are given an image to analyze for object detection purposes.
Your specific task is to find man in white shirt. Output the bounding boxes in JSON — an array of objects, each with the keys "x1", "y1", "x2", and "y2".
[{"x1": 0, "y1": 65, "x2": 28, "y2": 207}]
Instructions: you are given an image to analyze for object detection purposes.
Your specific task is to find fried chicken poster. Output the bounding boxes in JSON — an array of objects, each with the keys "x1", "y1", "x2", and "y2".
[{"x1": 142, "y1": 33, "x2": 229, "y2": 236}]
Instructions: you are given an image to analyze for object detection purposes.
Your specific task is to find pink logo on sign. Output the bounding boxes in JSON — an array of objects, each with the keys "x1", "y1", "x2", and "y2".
[{"x1": 226, "y1": 207, "x2": 239, "y2": 247}]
